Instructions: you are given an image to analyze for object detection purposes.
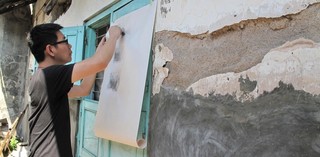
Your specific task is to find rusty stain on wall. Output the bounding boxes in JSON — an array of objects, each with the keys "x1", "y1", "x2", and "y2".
[
  {"x1": 153, "y1": 43, "x2": 173, "y2": 95},
  {"x1": 187, "y1": 38, "x2": 320, "y2": 101}
]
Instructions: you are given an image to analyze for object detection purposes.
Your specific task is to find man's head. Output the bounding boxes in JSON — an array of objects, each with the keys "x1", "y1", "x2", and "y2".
[{"x1": 27, "y1": 23, "x2": 72, "y2": 64}]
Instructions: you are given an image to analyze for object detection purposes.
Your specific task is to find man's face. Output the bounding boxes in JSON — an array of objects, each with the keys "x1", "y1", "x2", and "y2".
[{"x1": 50, "y1": 31, "x2": 72, "y2": 64}]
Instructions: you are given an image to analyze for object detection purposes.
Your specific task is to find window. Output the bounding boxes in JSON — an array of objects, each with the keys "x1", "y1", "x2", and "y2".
[{"x1": 92, "y1": 24, "x2": 110, "y2": 100}]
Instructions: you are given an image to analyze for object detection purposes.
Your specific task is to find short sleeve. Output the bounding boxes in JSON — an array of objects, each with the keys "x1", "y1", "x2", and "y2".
[{"x1": 43, "y1": 64, "x2": 75, "y2": 98}]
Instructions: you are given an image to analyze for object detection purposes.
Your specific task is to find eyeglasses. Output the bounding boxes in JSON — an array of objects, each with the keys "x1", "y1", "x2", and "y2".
[{"x1": 51, "y1": 39, "x2": 68, "y2": 45}]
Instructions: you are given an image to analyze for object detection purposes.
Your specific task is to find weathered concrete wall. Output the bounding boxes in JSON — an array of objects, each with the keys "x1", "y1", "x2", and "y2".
[
  {"x1": 149, "y1": 0, "x2": 320, "y2": 156},
  {"x1": 0, "y1": 7, "x2": 31, "y2": 133}
]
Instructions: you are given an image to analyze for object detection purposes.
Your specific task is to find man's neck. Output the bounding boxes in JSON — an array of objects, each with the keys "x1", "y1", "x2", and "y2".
[
  {"x1": 38, "y1": 60, "x2": 57, "y2": 69},
  {"x1": 38, "y1": 57, "x2": 68, "y2": 69}
]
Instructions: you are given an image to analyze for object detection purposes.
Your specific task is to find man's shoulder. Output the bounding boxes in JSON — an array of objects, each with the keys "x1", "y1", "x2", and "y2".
[
  {"x1": 43, "y1": 64, "x2": 74, "y2": 74},
  {"x1": 45, "y1": 64, "x2": 74, "y2": 70}
]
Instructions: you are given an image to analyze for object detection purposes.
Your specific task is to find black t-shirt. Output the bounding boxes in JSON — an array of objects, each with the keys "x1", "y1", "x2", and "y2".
[{"x1": 28, "y1": 64, "x2": 74, "y2": 157}]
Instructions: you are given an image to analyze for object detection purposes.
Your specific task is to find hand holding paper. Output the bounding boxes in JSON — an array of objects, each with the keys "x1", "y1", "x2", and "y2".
[
  {"x1": 106, "y1": 26, "x2": 125, "y2": 39},
  {"x1": 106, "y1": 26, "x2": 123, "y2": 39}
]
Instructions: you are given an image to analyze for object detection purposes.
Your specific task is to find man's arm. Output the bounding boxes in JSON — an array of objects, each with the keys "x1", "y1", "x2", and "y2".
[
  {"x1": 71, "y1": 26, "x2": 122, "y2": 83},
  {"x1": 68, "y1": 74, "x2": 96, "y2": 98}
]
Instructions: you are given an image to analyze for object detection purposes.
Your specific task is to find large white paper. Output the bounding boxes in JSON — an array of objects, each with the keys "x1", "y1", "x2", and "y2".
[{"x1": 94, "y1": 1, "x2": 157, "y2": 148}]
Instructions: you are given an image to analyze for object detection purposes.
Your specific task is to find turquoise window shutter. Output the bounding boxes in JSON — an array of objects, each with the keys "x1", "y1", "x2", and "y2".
[
  {"x1": 61, "y1": 26, "x2": 85, "y2": 64},
  {"x1": 78, "y1": 100, "x2": 101, "y2": 157},
  {"x1": 60, "y1": 26, "x2": 85, "y2": 85}
]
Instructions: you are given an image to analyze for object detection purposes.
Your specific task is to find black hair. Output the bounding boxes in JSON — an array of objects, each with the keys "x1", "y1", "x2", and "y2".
[{"x1": 27, "y1": 23, "x2": 63, "y2": 63}]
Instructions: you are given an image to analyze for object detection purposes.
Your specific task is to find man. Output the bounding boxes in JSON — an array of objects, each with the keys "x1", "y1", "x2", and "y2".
[{"x1": 27, "y1": 23, "x2": 122, "y2": 157}]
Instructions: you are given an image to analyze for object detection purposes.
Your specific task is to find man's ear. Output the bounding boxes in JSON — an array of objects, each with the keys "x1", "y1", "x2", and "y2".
[{"x1": 45, "y1": 44, "x2": 55, "y2": 57}]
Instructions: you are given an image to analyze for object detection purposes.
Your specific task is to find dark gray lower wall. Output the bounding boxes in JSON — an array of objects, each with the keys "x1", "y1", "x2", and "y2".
[{"x1": 149, "y1": 83, "x2": 320, "y2": 157}]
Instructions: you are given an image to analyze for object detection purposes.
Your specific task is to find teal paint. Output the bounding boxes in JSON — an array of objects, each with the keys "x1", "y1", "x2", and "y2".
[
  {"x1": 61, "y1": 26, "x2": 85, "y2": 64},
  {"x1": 85, "y1": 0, "x2": 132, "y2": 27},
  {"x1": 61, "y1": 26, "x2": 85, "y2": 85},
  {"x1": 84, "y1": 27, "x2": 96, "y2": 58},
  {"x1": 112, "y1": 0, "x2": 150, "y2": 21},
  {"x1": 82, "y1": 27, "x2": 96, "y2": 100},
  {"x1": 77, "y1": 100, "x2": 100, "y2": 157}
]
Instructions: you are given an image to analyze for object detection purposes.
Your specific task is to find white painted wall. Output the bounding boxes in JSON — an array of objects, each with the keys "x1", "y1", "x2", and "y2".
[
  {"x1": 55, "y1": 0, "x2": 118, "y2": 27},
  {"x1": 155, "y1": 0, "x2": 320, "y2": 34}
]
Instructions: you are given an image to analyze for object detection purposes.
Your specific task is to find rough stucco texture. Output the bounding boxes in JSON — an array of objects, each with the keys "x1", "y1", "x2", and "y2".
[
  {"x1": 154, "y1": 3, "x2": 320, "y2": 91},
  {"x1": 187, "y1": 38, "x2": 320, "y2": 102},
  {"x1": 149, "y1": 84, "x2": 320, "y2": 157},
  {"x1": 149, "y1": 3, "x2": 320, "y2": 157}
]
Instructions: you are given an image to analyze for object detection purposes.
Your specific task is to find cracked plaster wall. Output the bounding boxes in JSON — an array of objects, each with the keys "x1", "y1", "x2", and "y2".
[
  {"x1": 150, "y1": 1, "x2": 320, "y2": 157},
  {"x1": 188, "y1": 38, "x2": 320, "y2": 102},
  {"x1": 156, "y1": 0, "x2": 320, "y2": 35}
]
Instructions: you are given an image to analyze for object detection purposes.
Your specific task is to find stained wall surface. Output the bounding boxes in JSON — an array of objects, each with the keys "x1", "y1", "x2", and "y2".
[
  {"x1": 0, "y1": 7, "x2": 31, "y2": 139},
  {"x1": 149, "y1": 0, "x2": 320, "y2": 156}
]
